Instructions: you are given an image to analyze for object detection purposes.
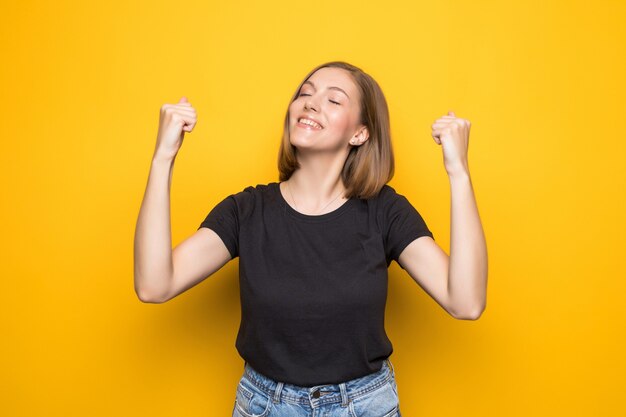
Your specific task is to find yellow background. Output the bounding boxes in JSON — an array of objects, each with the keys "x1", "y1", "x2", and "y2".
[{"x1": 1, "y1": 0, "x2": 625, "y2": 415}]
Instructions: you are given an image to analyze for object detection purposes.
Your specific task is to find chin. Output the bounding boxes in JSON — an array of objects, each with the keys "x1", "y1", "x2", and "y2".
[{"x1": 289, "y1": 131, "x2": 317, "y2": 147}]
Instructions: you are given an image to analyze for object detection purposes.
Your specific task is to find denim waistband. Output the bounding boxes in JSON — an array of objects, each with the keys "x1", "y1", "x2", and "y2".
[{"x1": 241, "y1": 358, "x2": 396, "y2": 407}]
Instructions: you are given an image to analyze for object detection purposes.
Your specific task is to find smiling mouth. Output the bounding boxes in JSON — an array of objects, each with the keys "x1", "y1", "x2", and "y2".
[{"x1": 297, "y1": 118, "x2": 323, "y2": 129}]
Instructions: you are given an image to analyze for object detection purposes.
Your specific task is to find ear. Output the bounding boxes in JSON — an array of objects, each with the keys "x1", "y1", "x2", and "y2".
[{"x1": 349, "y1": 125, "x2": 369, "y2": 147}]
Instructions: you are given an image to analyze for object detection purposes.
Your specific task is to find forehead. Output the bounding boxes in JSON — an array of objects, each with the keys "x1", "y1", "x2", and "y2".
[{"x1": 304, "y1": 67, "x2": 357, "y2": 94}]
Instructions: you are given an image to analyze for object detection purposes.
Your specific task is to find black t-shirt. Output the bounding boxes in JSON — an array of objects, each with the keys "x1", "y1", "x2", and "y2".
[{"x1": 197, "y1": 181, "x2": 434, "y2": 386}]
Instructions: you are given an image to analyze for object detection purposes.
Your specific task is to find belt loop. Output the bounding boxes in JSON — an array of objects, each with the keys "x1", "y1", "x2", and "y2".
[
  {"x1": 339, "y1": 382, "x2": 349, "y2": 407},
  {"x1": 273, "y1": 381, "x2": 284, "y2": 404}
]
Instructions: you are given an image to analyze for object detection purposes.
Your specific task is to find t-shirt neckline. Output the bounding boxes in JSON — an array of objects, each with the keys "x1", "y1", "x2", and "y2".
[{"x1": 273, "y1": 181, "x2": 357, "y2": 222}]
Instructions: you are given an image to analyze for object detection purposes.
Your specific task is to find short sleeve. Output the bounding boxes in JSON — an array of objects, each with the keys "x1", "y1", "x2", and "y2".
[
  {"x1": 382, "y1": 187, "x2": 434, "y2": 267},
  {"x1": 197, "y1": 188, "x2": 254, "y2": 259}
]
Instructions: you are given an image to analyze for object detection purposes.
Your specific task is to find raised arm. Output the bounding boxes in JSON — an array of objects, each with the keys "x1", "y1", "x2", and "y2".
[
  {"x1": 133, "y1": 97, "x2": 232, "y2": 303},
  {"x1": 133, "y1": 155, "x2": 177, "y2": 302},
  {"x1": 398, "y1": 111, "x2": 487, "y2": 320}
]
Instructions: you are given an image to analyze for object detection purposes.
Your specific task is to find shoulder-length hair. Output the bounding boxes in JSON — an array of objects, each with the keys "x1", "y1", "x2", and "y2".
[{"x1": 277, "y1": 61, "x2": 395, "y2": 200}]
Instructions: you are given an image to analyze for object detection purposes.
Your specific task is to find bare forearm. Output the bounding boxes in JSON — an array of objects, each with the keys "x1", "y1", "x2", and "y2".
[
  {"x1": 447, "y1": 170, "x2": 488, "y2": 319},
  {"x1": 133, "y1": 156, "x2": 176, "y2": 302}
]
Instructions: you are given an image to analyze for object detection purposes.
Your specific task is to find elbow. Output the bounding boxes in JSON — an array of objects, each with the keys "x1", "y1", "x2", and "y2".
[
  {"x1": 450, "y1": 303, "x2": 485, "y2": 321},
  {"x1": 136, "y1": 291, "x2": 165, "y2": 304},
  {"x1": 134, "y1": 279, "x2": 168, "y2": 304},
  {"x1": 135, "y1": 288, "x2": 161, "y2": 304},
  {"x1": 460, "y1": 308, "x2": 484, "y2": 321}
]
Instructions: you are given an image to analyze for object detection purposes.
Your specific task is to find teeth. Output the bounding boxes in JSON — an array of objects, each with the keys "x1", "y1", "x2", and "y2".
[{"x1": 299, "y1": 118, "x2": 322, "y2": 129}]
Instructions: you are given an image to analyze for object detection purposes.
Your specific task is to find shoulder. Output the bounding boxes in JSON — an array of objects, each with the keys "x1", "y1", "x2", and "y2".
[
  {"x1": 357, "y1": 184, "x2": 411, "y2": 215},
  {"x1": 374, "y1": 184, "x2": 428, "y2": 225},
  {"x1": 377, "y1": 184, "x2": 399, "y2": 199},
  {"x1": 230, "y1": 181, "x2": 274, "y2": 200},
  {"x1": 362, "y1": 184, "x2": 416, "y2": 228},
  {"x1": 226, "y1": 181, "x2": 276, "y2": 213},
  {"x1": 372, "y1": 184, "x2": 410, "y2": 209}
]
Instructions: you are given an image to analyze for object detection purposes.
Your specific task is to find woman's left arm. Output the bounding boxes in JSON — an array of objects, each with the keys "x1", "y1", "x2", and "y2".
[
  {"x1": 434, "y1": 111, "x2": 488, "y2": 319},
  {"x1": 398, "y1": 111, "x2": 488, "y2": 320},
  {"x1": 446, "y1": 170, "x2": 488, "y2": 319}
]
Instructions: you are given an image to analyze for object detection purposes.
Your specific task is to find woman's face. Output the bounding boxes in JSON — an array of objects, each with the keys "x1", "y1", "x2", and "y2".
[{"x1": 288, "y1": 67, "x2": 368, "y2": 153}]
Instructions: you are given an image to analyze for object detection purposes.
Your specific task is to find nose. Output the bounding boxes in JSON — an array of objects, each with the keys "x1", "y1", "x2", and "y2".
[{"x1": 304, "y1": 96, "x2": 318, "y2": 112}]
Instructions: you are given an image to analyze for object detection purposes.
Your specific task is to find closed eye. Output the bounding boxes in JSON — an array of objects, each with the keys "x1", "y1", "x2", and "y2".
[{"x1": 298, "y1": 93, "x2": 341, "y2": 105}]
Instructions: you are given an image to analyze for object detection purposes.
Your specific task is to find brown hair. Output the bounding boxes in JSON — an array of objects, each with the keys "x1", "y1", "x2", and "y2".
[{"x1": 277, "y1": 61, "x2": 395, "y2": 200}]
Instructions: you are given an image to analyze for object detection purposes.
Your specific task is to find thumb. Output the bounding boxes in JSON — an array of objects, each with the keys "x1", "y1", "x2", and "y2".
[
  {"x1": 448, "y1": 110, "x2": 456, "y2": 117},
  {"x1": 179, "y1": 96, "x2": 188, "y2": 103}
]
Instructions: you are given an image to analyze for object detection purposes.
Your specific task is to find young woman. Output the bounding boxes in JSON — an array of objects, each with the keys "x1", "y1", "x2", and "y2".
[{"x1": 134, "y1": 61, "x2": 488, "y2": 417}]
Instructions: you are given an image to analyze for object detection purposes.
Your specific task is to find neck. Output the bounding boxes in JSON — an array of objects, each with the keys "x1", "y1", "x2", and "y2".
[{"x1": 286, "y1": 149, "x2": 350, "y2": 210}]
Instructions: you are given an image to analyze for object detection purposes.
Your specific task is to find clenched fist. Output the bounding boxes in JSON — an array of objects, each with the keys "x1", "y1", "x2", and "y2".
[
  {"x1": 431, "y1": 110, "x2": 471, "y2": 177},
  {"x1": 153, "y1": 96, "x2": 198, "y2": 161}
]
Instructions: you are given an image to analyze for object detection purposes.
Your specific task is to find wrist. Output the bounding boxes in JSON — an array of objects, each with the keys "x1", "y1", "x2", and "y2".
[
  {"x1": 152, "y1": 151, "x2": 176, "y2": 166},
  {"x1": 447, "y1": 166, "x2": 471, "y2": 181}
]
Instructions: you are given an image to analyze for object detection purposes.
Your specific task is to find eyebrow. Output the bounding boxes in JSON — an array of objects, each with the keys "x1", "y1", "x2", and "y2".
[{"x1": 302, "y1": 80, "x2": 350, "y2": 100}]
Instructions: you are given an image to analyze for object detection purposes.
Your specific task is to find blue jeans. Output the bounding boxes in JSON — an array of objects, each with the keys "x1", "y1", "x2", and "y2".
[{"x1": 232, "y1": 359, "x2": 401, "y2": 417}]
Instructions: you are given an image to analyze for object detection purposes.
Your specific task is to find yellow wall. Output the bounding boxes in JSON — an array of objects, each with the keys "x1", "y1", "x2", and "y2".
[{"x1": 1, "y1": 0, "x2": 624, "y2": 415}]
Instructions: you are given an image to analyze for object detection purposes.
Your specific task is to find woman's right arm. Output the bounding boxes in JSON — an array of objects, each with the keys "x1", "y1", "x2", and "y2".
[
  {"x1": 133, "y1": 155, "x2": 177, "y2": 303},
  {"x1": 133, "y1": 97, "x2": 232, "y2": 303}
]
